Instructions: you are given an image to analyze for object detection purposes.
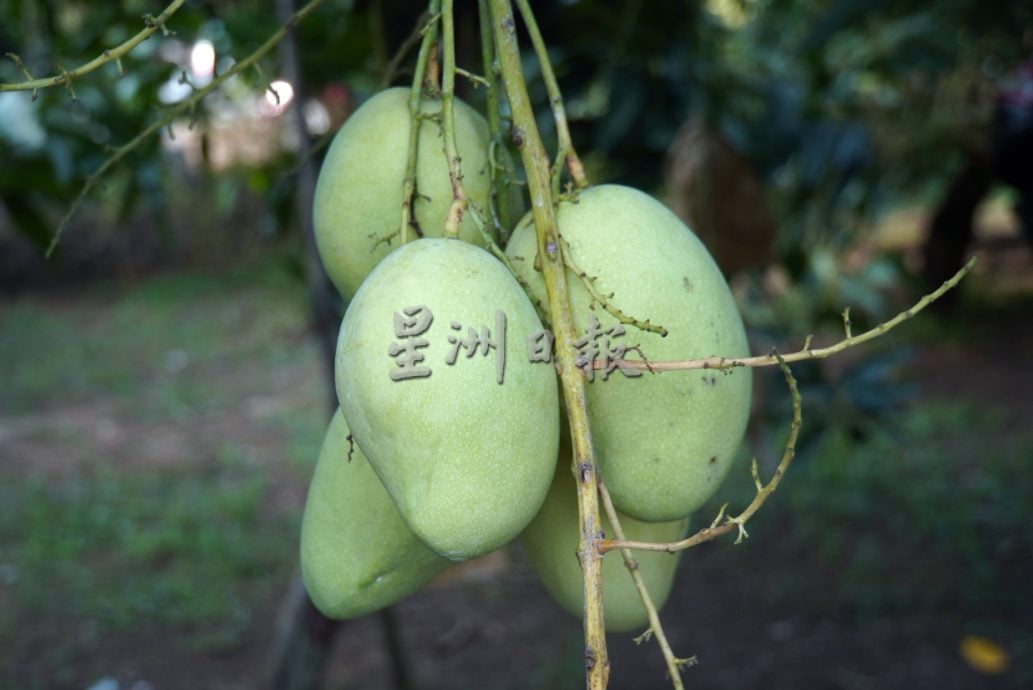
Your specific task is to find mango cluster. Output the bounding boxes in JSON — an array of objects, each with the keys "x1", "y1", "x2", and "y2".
[{"x1": 299, "y1": 88, "x2": 751, "y2": 632}]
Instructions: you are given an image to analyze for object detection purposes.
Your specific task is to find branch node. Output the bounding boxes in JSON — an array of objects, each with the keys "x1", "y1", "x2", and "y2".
[
  {"x1": 726, "y1": 515, "x2": 749, "y2": 544},
  {"x1": 142, "y1": 13, "x2": 174, "y2": 36},
  {"x1": 58, "y1": 67, "x2": 78, "y2": 101}
]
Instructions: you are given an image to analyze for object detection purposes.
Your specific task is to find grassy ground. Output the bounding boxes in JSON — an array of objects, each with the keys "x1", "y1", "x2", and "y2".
[
  {"x1": 710, "y1": 396, "x2": 1033, "y2": 624},
  {"x1": 0, "y1": 257, "x2": 328, "y2": 688},
  {"x1": 1, "y1": 251, "x2": 1031, "y2": 689}
]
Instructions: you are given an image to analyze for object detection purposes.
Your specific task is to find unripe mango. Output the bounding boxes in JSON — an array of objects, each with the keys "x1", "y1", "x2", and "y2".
[
  {"x1": 313, "y1": 87, "x2": 515, "y2": 300},
  {"x1": 521, "y1": 454, "x2": 689, "y2": 632},
  {"x1": 300, "y1": 410, "x2": 451, "y2": 619},
  {"x1": 335, "y1": 238, "x2": 559, "y2": 561},
  {"x1": 506, "y1": 184, "x2": 751, "y2": 522}
]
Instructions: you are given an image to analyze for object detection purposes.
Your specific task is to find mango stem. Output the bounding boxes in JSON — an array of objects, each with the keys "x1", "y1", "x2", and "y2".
[{"x1": 490, "y1": 1, "x2": 610, "y2": 688}]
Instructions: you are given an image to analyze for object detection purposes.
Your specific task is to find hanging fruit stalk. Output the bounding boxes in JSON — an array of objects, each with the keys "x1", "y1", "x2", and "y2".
[{"x1": 488, "y1": 1, "x2": 610, "y2": 687}]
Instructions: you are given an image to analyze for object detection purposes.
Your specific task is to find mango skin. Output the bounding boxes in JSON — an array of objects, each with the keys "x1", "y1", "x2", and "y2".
[
  {"x1": 506, "y1": 184, "x2": 751, "y2": 522},
  {"x1": 335, "y1": 238, "x2": 559, "y2": 561},
  {"x1": 300, "y1": 410, "x2": 451, "y2": 619},
  {"x1": 521, "y1": 454, "x2": 689, "y2": 633},
  {"x1": 313, "y1": 87, "x2": 512, "y2": 300}
]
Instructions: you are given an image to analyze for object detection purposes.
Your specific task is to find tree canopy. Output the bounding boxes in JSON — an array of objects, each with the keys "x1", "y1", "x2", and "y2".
[{"x1": 1, "y1": 0, "x2": 1030, "y2": 263}]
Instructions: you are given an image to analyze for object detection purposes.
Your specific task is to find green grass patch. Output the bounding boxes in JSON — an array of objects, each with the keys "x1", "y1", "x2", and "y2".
[
  {"x1": 0, "y1": 459, "x2": 298, "y2": 651},
  {"x1": 0, "y1": 256, "x2": 331, "y2": 686},
  {"x1": 712, "y1": 400, "x2": 1033, "y2": 622},
  {"x1": 0, "y1": 255, "x2": 317, "y2": 418}
]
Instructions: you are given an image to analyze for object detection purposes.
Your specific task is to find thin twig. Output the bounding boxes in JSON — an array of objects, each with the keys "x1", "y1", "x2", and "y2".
[
  {"x1": 465, "y1": 199, "x2": 550, "y2": 323},
  {"x1": 379, "y1": 9, "x2": 431, "y2": 89},
  {"x1": 594, "y1": 257, "x2": 976, "y2": 374},
  {"x1": 440, "y1": 0, "x2": 468, "y2": 239},
  {"x1": 45, "y1": 0, "x2": 329, "y2": 257},
  {"x1": 513, "y1": 0, "x2": 588, "y2": 194},
  {"x1": 2, "y1": 0, "x2": 188, "y2": 97},
  {"x1": 455, "y1": 66, "x2": 490, "y2": 87},
  {"x1": 368, "y1": 0, "x2": 389, "y2": 80},
  {"x1": 601, "y1": 353, "x2": 802, "y2": 555},
  {"x1": 400, "y1": 6, "x2": 442, "y2": 246},
  {"x1": 598, "y1": 481, "x2": 691, "y2": 690},
  {"x1": 465, "y1": 199, "x2": 519, "y2": 277},
  {"x1": 560, "y1": 237, "x2": 668, "y2": 336},
  {"x1": 477, "y1": 0, "x2": 516, "y2": 241}
]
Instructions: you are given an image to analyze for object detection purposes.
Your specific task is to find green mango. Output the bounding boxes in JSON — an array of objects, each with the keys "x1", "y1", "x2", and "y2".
[
  {"x1": 335, "y1": 238, "x2": 559, "y2": 561},
  {"x1": 300, "y1": 410, "x2": 451, "y2": 619},
  {"x1": 506, "y1": 184, "x2": 751, "y2": 522},
  {"x1": 313, "y1": 87, "x2": 518, "y2": 300},
  {"x1": 521, "y1": 452, "x2": 689, "y2": 633}
]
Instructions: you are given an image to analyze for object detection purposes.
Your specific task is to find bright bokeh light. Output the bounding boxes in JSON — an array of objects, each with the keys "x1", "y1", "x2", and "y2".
[
  {"x1": 705, "y1": 0, "x2": 750, "y2": 27},
  {"x1": 303, "y1": 99, "x2": 331, "y2": 135},
  {"x1": 262, "y1": 79, "x2": 295, "y2": 116},
  {"x1": 190, "y1": 39, "x2": 216, "y2": 82}
]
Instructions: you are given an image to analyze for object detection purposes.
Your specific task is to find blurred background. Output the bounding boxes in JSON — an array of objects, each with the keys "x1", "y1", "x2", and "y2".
[{"x1": 1, "y1": 0, "x2": 1031, "y2": 688}]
